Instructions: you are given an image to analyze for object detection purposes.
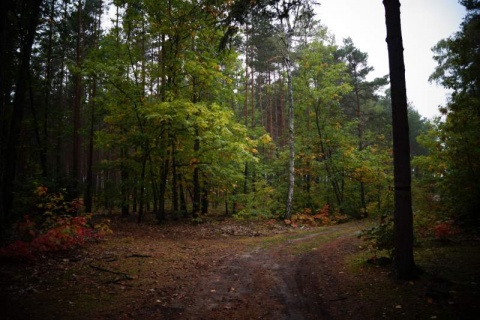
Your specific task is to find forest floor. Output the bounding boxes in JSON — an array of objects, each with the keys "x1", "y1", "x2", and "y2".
[{"x1": 0, "y1": 215, "x2": 479, "y2": 320}]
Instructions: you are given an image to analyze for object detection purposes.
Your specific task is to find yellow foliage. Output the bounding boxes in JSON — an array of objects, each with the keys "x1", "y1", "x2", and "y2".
[{"x1": 260, "y1": 133, "x2": 272, "y2": 144}]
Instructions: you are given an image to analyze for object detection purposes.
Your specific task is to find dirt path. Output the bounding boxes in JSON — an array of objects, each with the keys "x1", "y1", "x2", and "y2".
[
  {"x1": 1, "y1": 218, "x2": 479, "y2": 320},
  {"x1": 180, "y1": 223, "x2": 364, "y2": 320}
]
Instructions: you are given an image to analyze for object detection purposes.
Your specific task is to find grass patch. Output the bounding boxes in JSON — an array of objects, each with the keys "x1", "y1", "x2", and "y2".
[{"x1": 246, "y1": 220, "x2": 370, "y2": 254}]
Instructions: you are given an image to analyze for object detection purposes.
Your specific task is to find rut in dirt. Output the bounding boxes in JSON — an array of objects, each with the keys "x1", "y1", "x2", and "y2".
[{"x1": 178, "y1": 226, "x2": 362, "y2": 320}]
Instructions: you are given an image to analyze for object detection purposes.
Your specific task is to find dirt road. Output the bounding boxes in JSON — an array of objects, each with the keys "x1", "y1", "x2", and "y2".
[
  {"x1": 175, "y1": 223, "x2": 367, "y2": 319},
  {"x1": 1, "y1": 218, "x2": 478, "y2": 319}
]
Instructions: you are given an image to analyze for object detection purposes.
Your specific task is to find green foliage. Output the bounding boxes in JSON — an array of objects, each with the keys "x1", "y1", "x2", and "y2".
[
  {"x1": 358, "y1": 214, "x2": 394, "y2": 258},
  {"x1": 233, "y1": 180, "x2": 282, "y2": 221},
  {"x1": 426, "y1": 1, "x2": 480, "y2": 226},
  {"x1": 1, "y1": 0, "x2": 409, "y2": 232},
  {"x1": 33, "y1": 186, "x2": 83, "y2": 224}
]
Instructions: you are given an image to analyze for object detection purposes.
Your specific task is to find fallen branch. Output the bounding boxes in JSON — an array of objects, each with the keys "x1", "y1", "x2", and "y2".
[
  {"x1": 89, "y1": 263, "x2": 134, "y2": 280},
  {"x1": 126, "y1": 254, "x2": 152, "y2": 258},
  {"x1": 104, "y1": 278, "x2": 134, "y2": 286},
  {"x1": 329, "y1": 296, "x2": 348, "y2": 302}
]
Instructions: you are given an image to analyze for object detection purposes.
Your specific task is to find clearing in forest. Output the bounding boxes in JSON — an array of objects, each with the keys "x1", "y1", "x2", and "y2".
[{"x1": 0, "y1": 217, "x2": 479, "y2": 319}]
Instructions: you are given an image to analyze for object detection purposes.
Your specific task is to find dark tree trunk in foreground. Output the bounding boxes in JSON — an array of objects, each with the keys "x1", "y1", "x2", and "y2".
[
  {"x1": 1, "y1": 0, "x2": 43, "y2": 235},
  {"x1": 383, "y1": 0, "x2": 417, "y2": 280}
]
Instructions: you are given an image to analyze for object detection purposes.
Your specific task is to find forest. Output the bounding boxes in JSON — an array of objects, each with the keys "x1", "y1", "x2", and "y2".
[{"x1": 0, "y1": 0, "x2": 479, "y2": 318}]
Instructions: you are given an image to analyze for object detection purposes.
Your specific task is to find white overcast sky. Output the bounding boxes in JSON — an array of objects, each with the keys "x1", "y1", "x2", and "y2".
[{"x1": 315, "y1": 0, "x2": 466, "y2": 119}]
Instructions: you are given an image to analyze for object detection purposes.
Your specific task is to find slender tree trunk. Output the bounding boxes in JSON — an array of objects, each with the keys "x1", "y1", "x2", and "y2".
[
  {"x1": 72, "y1": 0, "x2": 83, "y2": 198},
  {"x1": 281, "y1": 24, "x2": 295, "y2": 220},
  {"x1": 244, "y1": 29, "x2": 249, "y2": 127},
  {"x1": 243, "y1": 162, "x2": 249, "y2": 194},
  {"x1": 251, "y1": 63, "x2": 255, "y2": 128},
  {"x1": 120, "y1": 149, "x2": 129, "y2": 217},
  {"x1": 268, "y1": 70, "x2": 273, "y2": 139},
  {"x1": 157, "y1": 158, "x2": 169, "y2": 223},
  {"x1": 137, "y1": 150, "x2": 148, "y2": 223},
  {"x1": 201, "y1": 183, "x2": 208, "y2": 215},
  {"x1": 279, "y1": 82, "x2": 285, "y2": 144},
  {"x1": 285, "y1": 61, "x2": 295, "y2": 220},
  {"x1": 192, "y1": 128, "x2": 200, "y2": 218},
  {"x1": 224, "y1": 192, "x2": 229, "y2": 216},
  {"x1": 314, "y1": 103, "x2": 343, "y2": 209},
  {"x1": 354, "y1": 78, "x2": 367, "y2": 215},
  {"x1": 171, "y1": 139, "x2": 179, "y2": 212},
  {"x1": 40, "y1": 0, "x2": 56, "y2": 178},
  {"x1": 85, "y1": 75, "x2": 97, "y2": 213},
  {"x1": 149, "y1": 157, "x2": 159, "y2": 219},
  {"x1": 28, "y1": 72, "x2": 47, "y2": 175},
  {"x1": 179, "y1": 173, "x2": 187, "y2": 218},
  {"x1": 383, "y1": 0, "x2": 417, "y2": 280},
  {"x1": 132, "y1": 184, "x2": 138, "y2": 213}
]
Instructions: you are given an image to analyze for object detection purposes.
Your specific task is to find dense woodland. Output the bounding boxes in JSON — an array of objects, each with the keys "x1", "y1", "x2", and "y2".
[{"x1": 0, "y1": 0, "x2": 479, "y2": 265}]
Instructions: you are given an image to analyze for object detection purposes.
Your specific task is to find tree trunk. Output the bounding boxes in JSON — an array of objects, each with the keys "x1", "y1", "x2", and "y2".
[
  {"x1": 201, "y1": 183, "x2": 209, "y2": 215},
  {"x1": 251, "y1": 60, "x2": 255, "y2": 128},
  {"x1": 179, "y1": 173, "x2": 187, "y2": 218},
  {"x1": 243, "y1": 162, "x2": 249, "y2": 194},
  {"x1": 192, "y1": 129, "x2": 200, "y2": 218},
  {"x1": 120, "y1": 150, "x2": 129, "y2": 217},
  {"x1": 383, "y1": 0, "x2": 417, "y2": 280},
  {"x1": 316, "y1": 111, "x2": 343, "y2": 208},
  {"x1": 244, "y1": 30, "x2": 249, "y2": 127},
  {"x1": 137, "y1": 151, "x2": 148, "y2": 223},
  {"x1": 354, "y1": 76, "x2": 367, "y2": 215},
  {"x1": 41, "y1": 0, "x2": 56, "y2": 178},
  {"x1": 28, "y1": 72, "x2": 47, "y2": 175},
  {"x1": 85, "y1": 75, "x2": 97, "y2": 213},
  {"x1": 1, "y1": 0, "x2": 43, "y2": 234},
  {"x1": 285, "y1": 59, "x2": 295, "y2": 220},
  {"x1": 171, "y1": 139, "x2": 179, "y2": 212},
  {"x1": 72, "y1": 0, "x2": 83, "y2": 198},
  {"x1": 280, "y1": 18, "x2": 295, "y2": 220},
  {"x1": 157, "y1": 158, "x2": 169, "y2": 223}
]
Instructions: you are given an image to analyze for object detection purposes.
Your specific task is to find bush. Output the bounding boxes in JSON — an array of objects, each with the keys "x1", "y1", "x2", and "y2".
[
  {"x1": 232, "y1": 180, "x2": 282, "y2": 221},
  {"x1": 286, "y1": 205, "x2": 349, "y2": 227},
  {"x1": 0, "y1": 186, "x2": 111, "y2": 261},
  {"x1": 432, "y1": 220, "x2": 460, "y2": 241},
  {"x1": 358, "y1": 213, "x2": 394, "y2": 258}
]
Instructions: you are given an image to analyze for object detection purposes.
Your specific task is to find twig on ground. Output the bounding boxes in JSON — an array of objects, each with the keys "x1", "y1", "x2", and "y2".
[
  {"x1": 89, "y1": 263, "x2": 134, "y2": 280},
  {"x1": 126, "y1": 254, "x2": 152, "y2": 258}
]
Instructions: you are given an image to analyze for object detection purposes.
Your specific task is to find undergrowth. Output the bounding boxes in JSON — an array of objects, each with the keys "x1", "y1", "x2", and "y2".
[{"x1": 0, "y1": 186, "x2": 111, "y2": 261}]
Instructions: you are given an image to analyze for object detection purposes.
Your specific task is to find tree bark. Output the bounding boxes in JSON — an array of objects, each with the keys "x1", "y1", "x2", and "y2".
[
  {"x1": 383, "y1": 0, "x2": 417, "y2": 280},
  {"x1": 120, "y1": 149, "x2": 129, "y2": 217},
  {"x1": 354, "y1": 74, "x2": 367, "y2": 215},
  {"x1": 171, "y1": 139, "x2": 179, "y2": 212},
  {"x1": 192, "y1": 129, "x2": 200, "y2": 218},
  {"x1": 1, "y1": 0, "x2": 43, "y2": 234},
  {"x1": 137, "y1": 151, "x2": 148, "y2": 223},
  {"x1": 285, "y1": 55, "x2": 295, "y2": 220},
  {"x1": 72, "y1": 0, "x2": 83, "y2": 198},
  {"x1": 280, "y1": 15, "x2": 295, "y2": 220},
  {"x1": 156, "y1": 158, "x2": 169, "y2": 223}
]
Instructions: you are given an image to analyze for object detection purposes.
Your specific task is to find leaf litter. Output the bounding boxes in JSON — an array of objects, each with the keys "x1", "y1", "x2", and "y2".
[{"x1": 0, "y1": 216, "x2": 478, "y2": 319}]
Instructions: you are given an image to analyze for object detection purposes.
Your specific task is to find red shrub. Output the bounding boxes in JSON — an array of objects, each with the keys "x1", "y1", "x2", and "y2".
[
  {"x1": 433, "y1": 220, "x2": 460, "y2": 240},
  {"x1": 0, "y1": 186, "x2": 111, "y2": 262}
]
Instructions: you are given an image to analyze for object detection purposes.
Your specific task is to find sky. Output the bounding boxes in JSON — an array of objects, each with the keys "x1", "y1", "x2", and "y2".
[{"x1": 315, "y1": 0, "x2": 466, "y2": 119}]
